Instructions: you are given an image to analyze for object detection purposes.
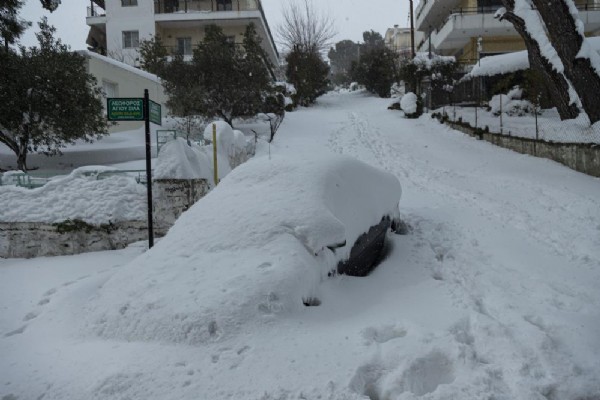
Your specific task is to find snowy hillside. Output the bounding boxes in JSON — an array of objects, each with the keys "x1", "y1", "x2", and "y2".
[{"x1": 1, "y1": 91, "x2": 599, "y2": 400}]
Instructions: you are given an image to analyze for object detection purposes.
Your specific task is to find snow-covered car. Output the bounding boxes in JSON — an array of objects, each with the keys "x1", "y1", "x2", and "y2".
[{"x1": 84, "y1": 153, "x2": 402, "y2": 345}]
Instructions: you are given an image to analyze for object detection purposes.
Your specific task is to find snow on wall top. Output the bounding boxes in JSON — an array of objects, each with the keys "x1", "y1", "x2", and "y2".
[{"x1": 0, "y1": 167, "x2": 146, "y2": 224}]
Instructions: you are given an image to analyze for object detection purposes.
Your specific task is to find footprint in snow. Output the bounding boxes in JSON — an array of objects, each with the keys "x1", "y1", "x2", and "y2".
[{"x1": 362, "y1": 324, "x2": 407, "y2": 345}]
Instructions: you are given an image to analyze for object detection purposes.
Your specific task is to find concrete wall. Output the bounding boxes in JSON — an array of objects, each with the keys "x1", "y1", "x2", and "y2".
[
  {"x1": 444, "y1": 120, "x2": 600, "y2": 177},
  {"x1": 153, "y1": 179, "x2": 211, "y2": 235}
]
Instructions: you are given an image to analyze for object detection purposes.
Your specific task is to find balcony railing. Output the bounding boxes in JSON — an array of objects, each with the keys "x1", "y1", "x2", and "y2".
[
  {"x1": 427, "y1": 2, "x2": 600, "y2": 36},
  {"x1": 87, "y1": 4, "x2": 106, "y2": 17},
  {"x1": 154, "y1": 0, "x2": 259, "y2": 14}
]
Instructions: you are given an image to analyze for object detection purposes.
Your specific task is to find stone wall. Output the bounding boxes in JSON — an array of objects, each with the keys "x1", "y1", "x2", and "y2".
[
  {"x1": 445, "y1": 121, "x2": 600, "y2": 177},
  {"x1": 0, "y1": 179, "x2": 210, "y2": 259},
  {"x1": 153, "y1": 178, "x2": 211, "y2": 235},
  {"x1": 0, "y1": 220, "x2": 148, "y2": 258}
]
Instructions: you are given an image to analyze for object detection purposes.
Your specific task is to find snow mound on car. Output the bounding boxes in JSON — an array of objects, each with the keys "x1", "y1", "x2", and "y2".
[{"x1": 84, "y1": 154, "x2": 401, "y2": 345}]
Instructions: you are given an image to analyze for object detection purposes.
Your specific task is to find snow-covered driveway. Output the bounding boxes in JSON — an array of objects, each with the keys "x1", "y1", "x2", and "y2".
[{"x1": 1, "y1": 91, "x2": 599, "y2": 400}]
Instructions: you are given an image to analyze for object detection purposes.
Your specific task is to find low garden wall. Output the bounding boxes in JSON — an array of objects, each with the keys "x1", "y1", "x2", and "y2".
[
  {"x1": 0, "y1": 220, "x2": 148, "y2": 258},
  {"x1": 443, "y1": 119, "x2": 600, "y2": 177},
  {"x1": 0, "y1": 178, "x2": 210, "y2": 258}
]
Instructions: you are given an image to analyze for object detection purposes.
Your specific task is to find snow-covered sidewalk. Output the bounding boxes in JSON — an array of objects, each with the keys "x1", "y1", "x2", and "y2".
[{"x1": 1, "y1": 91, "x2": 599, "y2": 400}]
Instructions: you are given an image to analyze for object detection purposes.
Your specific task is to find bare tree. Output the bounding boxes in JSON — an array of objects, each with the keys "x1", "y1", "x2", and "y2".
[{"x1": 276, "y1": 0, "x2": 337, "y2": 53}]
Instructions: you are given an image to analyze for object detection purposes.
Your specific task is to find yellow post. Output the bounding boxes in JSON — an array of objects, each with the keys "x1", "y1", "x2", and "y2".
[{"x1": 212, "y1": 123, "x2": 219, "y2": 185}]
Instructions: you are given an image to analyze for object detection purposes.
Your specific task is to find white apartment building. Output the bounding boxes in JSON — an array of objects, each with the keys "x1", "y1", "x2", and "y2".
[
  {"x1": 86, "y1": 0, "x2": 279, "y2": 67},
  {"x1": 384, "y1": 25, "x2": 423, "y2": 57},
  {"x1": 414, "y1": 0, "x2": 600, "y2": 66}
]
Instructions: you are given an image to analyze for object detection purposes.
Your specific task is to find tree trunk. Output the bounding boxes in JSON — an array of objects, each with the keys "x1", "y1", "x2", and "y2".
[
  {"x1": 17, "y1": 135, "x2": 29, "y2": 172},
  {"x1": 499, "y1": 1, "x2": 580, "y2": 120},
  {"x1": 530, "y1": 0, "x2": 600, "y2": 124},
  {"x1": 17, "y1": 152, "x2": 27, "y2": 172}
]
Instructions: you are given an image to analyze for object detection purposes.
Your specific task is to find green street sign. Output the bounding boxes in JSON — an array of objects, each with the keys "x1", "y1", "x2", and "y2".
[
  {"x1": 149, "y1": 100, "x2": 162, "y2": 126},
  {"x1": 107, "y1": 98, "x2": 144, "y2": 121}
]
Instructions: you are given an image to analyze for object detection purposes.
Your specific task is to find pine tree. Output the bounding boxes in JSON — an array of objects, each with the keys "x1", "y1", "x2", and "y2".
[
  {"x1": 0, "y1": 18, "x2": 109, "y2": 171},
  {"x1": 139, "y1": 35, "x2": 168, "y2": 78},
  {"x1": 286, "y1": 46, "x2": 329, "y2": 106},
  {"x1": 0, "y1": 0, "x2": 31, "y2": 52},
  {"x1": 163, "y1": 24, "x2": 277, "y2": 127}
]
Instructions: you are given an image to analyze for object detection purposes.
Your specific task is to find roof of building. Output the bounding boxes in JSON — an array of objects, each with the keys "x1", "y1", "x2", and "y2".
[{"x1": 78, "y1": 50, "x2": 162, "y2": 84}]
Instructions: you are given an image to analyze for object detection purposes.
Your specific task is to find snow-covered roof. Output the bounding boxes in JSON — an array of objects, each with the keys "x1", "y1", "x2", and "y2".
[
  {"x1": 468, "y1": 37, "x2": 600, "y2": 78},
  {"x1": 79, "y1": 50, "x2": 162, "y2": 84}
]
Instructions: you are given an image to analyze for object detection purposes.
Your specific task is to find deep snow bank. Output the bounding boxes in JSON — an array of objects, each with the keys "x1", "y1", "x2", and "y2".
[
  {"x1": 84, "y1": 154, "x2": 401, "y2": 345},
  {"x1": 0, "y1": 167, "x2": 146, "y2": 224}
]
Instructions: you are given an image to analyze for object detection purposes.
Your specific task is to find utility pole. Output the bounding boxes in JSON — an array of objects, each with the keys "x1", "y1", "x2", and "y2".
[
  {"x1": 410, "y1": 0, "x2": 415, "y2": 58},
  {"x1": 428, "y1": 25, "x2": 432, "y2": 59}
]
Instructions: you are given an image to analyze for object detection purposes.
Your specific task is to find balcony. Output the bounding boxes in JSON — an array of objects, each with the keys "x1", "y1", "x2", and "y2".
[
  {"x1": 426, "y1": 10, "x2": 515, "y2": 53},
  {"x1": 422, "y1": 4, "x2": 600, "y2": 55},
  {"x1": 154, "y1": 0, "x2": 260, "y2": 14},
  {"x1": 86, "y1": 2, "x2": 106, "y2": 26},
  {"x1": 415, "y1": 0, "x2": 461, "y2": 31}
]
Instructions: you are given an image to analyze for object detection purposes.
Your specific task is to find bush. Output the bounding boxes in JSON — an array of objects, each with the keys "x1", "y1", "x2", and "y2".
[{"x1": 286, "y1": 46, "x2": 329, "y2": 106}]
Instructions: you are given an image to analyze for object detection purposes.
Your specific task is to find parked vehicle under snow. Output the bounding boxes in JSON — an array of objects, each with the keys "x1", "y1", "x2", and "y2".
[{"x1": 84, "y1": 154, "x2": 401, "y2": 345}]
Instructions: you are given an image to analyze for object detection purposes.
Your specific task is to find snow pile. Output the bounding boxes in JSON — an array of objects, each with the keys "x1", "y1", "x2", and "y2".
[
  {"x1": 401, "y1": 92, "x2": 418, "y2": 115},
  {"x1": 153, "y1": 138, "x2": 213, "y2": 181},
  {"x1": 0, "y1": 166, "x2": 146, "y2": 224},
  {"x1": 83, "y1": 154, "x2": 401, "y2": 345},
  {"x1": 488, "y1": 87, "x2": 535, "y2": 116},
  {"x1": 203, "y1": 121, "x2": 250, "y2": 180}
]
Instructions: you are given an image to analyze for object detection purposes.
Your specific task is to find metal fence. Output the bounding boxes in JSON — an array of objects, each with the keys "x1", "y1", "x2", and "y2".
[{"x1": 429, "y1": 74, "x2": 600, "y2": 145}]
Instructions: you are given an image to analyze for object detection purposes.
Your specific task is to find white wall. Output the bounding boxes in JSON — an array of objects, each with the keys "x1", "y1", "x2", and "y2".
[
  {"x1": 84, "y1": 51, "x2": 169, "y2": 133},
  {"x1": 105, "y1": 0, "x2": 156, "y2": 65}
]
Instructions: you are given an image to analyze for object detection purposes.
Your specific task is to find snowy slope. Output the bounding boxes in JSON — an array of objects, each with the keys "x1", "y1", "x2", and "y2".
[{"x1": 1, "y1": 91, "x2": 600, "y2": 400}]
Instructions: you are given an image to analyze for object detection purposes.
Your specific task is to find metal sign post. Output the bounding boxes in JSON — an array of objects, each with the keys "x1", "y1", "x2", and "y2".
[
  {"x1": 107, "y1": 91, "x2": 161, "y2": 249},
  {"x1": 143, "y1": 89, "x2": 154, "y2": 248}
]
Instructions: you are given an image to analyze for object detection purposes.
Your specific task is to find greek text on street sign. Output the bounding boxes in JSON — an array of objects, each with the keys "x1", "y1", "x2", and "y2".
[
  {"x1": 149, "y1": 100, "x2": 162, "y2": 126},
  {"x1": 107, "y1": 98, "x2": 144, "y2": 121}
]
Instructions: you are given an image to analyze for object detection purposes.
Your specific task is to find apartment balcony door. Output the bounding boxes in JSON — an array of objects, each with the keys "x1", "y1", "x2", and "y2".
[
  {"x1": 217, "y1": 0, "x2": 233, "y2": 11},
  {"x1": 477, "y1": 0, "x2": 503, "y2": 13}
]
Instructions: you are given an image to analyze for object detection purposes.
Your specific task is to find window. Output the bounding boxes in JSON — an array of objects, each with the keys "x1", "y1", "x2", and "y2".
[
  {"x1": 217, "y1": 0, "x2": 232, "y2": 11},
  {"x1": 177, "y1": 37, "x2": 192, "y2": 56},
  {"x1": 477, "y1": 0, "x2": 502, "y2": 12},
  {"x1": 122, "y1": 30, "x2": 139, "y2": 48},
  {"x1": 121, "y1": 0, "x2": 137, "y2": 6}
]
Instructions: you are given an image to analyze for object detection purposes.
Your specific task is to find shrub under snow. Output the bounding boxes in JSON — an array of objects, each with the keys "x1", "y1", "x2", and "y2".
[
  {"x1": 400, "y1": 92, "x2": 418, "y2": 116},
  {"x1": 488, "y1": 87, "x2": 537, "y2": 116}
]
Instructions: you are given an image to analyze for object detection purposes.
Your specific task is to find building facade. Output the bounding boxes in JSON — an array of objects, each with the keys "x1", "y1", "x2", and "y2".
[
  {"x1": 86, "y1": 0, "x2": 279, "y2": 67},
  {"x1": 384, "y1": 25, "x2": 423, "y2": 57},
  {"x1": 414, "y1": 0, "x2": 600, "y2": 68}
]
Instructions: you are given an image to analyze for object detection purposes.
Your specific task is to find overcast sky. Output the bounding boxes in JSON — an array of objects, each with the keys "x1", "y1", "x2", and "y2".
[{"x1": 19, "y1": 0, "x2": 412, "y2": 51}]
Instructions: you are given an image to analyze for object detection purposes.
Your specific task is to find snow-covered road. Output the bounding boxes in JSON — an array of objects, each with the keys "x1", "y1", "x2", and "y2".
[{"x1": 1, "y1": 91, "x2": 599, "y2": 400}]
